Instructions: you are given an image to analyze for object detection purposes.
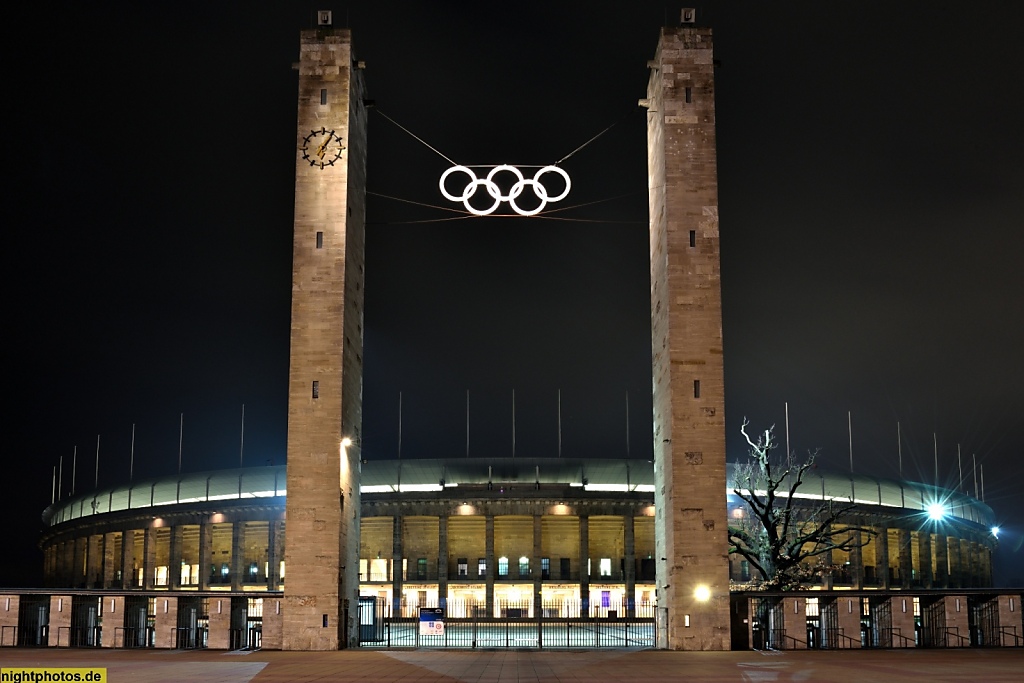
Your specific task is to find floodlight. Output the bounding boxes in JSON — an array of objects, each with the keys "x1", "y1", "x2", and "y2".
[
  {"x1": 991, "y1": 526, "x2": 1000, "y2": 538},
  {"x1": 926, "y1": 503, "x2": 946, "y2": 521},
  {"x1": 694, "y1": 585, "x2": 711, "y2": 602}
]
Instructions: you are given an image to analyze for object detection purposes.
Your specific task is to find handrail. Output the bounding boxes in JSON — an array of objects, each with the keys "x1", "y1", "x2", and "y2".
[
  {"x1": 944, "y1": 627, "x2": 969, "y2": 648},
  {"x1": 881, "y1": 626, "x2": 914, "y2": 648},
  {"x1": 998, "y1": 626, "x2": 1022, "y2": 647},
  {"x1": 831, "y1": 628, "x2": 860, "y2": 649},
  {"x1": 779, "y1": 631, "x2": 807, "y2": 649}
]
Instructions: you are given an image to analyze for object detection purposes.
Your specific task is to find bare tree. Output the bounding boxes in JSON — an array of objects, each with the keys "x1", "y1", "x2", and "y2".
[{"x1": 728, "y1": 418, "x2": 874, "y2": 590}]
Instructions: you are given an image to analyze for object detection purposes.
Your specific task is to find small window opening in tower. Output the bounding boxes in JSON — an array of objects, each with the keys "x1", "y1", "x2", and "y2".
[
  {"x1": 685, "y1": 86, "x2": 692, "y2": 104},
  {"x1": 320, "y1": 89, "x2": 327, "y2": 105},
  {"x1": 693, "y1": 380, "x2": 701, "y2": 399},
  {"x1": 316, "y1": 231, "x2": 324, "y2": 249},
  {"x1": 312, "y1": 381, "x2": 319, "y2": 399},
  {"x1": 689, "y1": 230, "x2": 696, "y2": 247}
]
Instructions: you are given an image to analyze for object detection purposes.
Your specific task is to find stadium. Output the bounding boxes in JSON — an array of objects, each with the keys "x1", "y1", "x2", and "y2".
[{"x1": 23, "y1": 457, "x2": 1005, "y2": 649}]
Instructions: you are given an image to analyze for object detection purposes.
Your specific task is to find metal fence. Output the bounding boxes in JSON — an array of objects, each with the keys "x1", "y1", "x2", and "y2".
[{"x1": 358, "y1": 599, "x2": 655, "y2": 649}]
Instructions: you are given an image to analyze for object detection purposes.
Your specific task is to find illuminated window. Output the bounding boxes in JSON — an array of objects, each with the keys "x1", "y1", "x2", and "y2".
[
  {"x1": 498, "y1": 557, "x2": 509, "y2": 577},
  {"x1": 518, "y1": 556, "x2": 529, "y2": 577},
  {"x1": 478, "y1": 558, "x2": 487, "y2": 577},
  {"x1": 155, "y1": 566, "x2": 168, "y2": 586},
  {"x1": 599, "y1": 558, "x2": 612, "y2": 577},
  {"x1": 457, "y1": 558, "x2": 468, "y2": 577},
  {"x1": 601, "y1": 591, "x2": 611, "y2": 608}
]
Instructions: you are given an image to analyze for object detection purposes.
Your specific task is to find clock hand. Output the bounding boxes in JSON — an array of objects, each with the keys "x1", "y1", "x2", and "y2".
[{"x1": 316, "y1": 132, "x2": 334, "y2": 159}]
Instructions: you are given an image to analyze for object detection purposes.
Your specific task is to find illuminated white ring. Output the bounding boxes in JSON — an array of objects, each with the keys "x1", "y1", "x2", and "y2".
[
  {"x1": 485, "y1": 165, "x2": 526, "y2": 201},
  {"x1": 439, "y1": 165, "x2": 478, "y2": 201},
  {"x1": 439, "y1": 164, "x2": 571, "y2": 216},
  {"x1": 508, "y1": 179, "x2": 548, "y2": 216},
  {"x1": 533, "y1": 165, "x2": 571, "y2": 202}
]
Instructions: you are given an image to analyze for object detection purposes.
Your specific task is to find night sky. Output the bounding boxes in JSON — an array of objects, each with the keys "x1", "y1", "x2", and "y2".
[{"x1": 7, "y1": 2, "x2": 1023, "y2": 587}]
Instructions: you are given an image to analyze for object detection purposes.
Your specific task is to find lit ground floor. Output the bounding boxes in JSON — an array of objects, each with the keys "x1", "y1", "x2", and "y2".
[{"x1": 1, "y1": 589, "x2": 1020, "y2": 651}]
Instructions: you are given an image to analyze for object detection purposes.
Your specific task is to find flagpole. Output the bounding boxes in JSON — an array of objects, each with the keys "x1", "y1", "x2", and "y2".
[
  {"x1": 557, "y1": 389, "x2": 562, "y2": 458},
  {"x1": 95, "y1": 435, "x2": 100, "y2": 489},
  {"x1": 897, "y1": 422, "x2": 902, "y2": 478},
  {"x1": 240, "y1": 404, "x2": 245, "y2": 469},
  {"x1": 178, "y1": 414, "x2": 184, "y2": 475}
]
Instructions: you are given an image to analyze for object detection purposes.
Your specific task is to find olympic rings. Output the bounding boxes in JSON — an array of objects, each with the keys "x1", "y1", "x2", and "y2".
[{"x1": 439, "y1": 164, "x2": 571, "y2": 216}]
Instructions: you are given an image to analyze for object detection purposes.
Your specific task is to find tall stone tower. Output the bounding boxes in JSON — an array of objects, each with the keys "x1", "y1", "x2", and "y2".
[
  {"x1": 645, "y1": 21, "x2": 730, "y2": 650},
  {"x1": 283, "y1": 12, "x2": 368, "y2": 650}
]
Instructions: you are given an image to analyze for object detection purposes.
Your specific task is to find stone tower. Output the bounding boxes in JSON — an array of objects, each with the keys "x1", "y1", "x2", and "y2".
[
  {"x1": 283, "y1": 13, "x2": 368, "y2": 650},
  {"x1": 645, "y1": 23, "x2": 730, "y2": 650}
]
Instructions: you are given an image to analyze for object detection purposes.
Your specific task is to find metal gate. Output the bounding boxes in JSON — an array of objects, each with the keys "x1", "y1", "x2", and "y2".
[
  {"x1": 970, "y1": 597, "x2": 999, "y2": 647},
  {"x1": 358, "y1": 598, "x2": 654, "y2": 649},
  {"x1": 921, "y1": 598, "x2": 945, "y2": 648},
  {"x1": 871, "y1": 597, "x2": 892, "y2": 648}
]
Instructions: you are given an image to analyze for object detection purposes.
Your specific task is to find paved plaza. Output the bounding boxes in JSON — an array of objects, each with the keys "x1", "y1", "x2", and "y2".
[{"x1": 2, "y1": 648, "x2": 1022, "y2": 682}]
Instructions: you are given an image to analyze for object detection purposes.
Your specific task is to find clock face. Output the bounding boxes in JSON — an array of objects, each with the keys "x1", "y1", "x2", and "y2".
[{"x1": 300, "y1": 127, "x2": 345, "y2": 169}]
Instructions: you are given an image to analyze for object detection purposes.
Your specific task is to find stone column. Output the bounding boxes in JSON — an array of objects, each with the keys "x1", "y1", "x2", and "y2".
[
  {"x1": 876, "y1": 526, "x2": 889, "y2": 589},
  {"x1": 919, "y1": 532, "x2": 933, "y2": 588},
  {"x1": 207, "y1": 598, "x2": 230, "y2": 650},
  {"x1": 438, "y1": 515, "x2": 449, "y2": 610},
  {"x1": 850, "y1": 530, "x2": 864, "y2": 589},
  {"x1": 624, "y1": 514, "x2": 636, "y2": 618},
  {"x1": 898, "y1": 529, "x2": 912, "y2": 588},
  {"x1": 782, "y1": 597, "x2": 807, "y2": 649},
  {"x1": 198, "y1": 521, "x2": 213, "y2": 591},
  {"x1": 72, "y1": 537, "x2": 87, "y2": 587},
  {"x1": 485, "y1": 514, "x2": 495, "y2": 617},
  {"x1": 934, "y1": 534, "x2": 949, "y2": 588},
  {"x1": 980, "y1": 544, "x2": 993, "y2": 586},
  {"x1": 391, "y1": 515, "x2": 403, "y2": 616},
  {"x1": 964, "y1": 540, "x2": 975, "y2": 588},
  {"x1": 948, "y1": 536, "x2": 962, "y2": 588},
  {"x1": 143, "y1": 526, "x2": 157, "y2": 590},
  {"x1": 121, "y1": 529, "x2": 136, "y2": 589},
  {"x1": 169, "y1": 526, "x2": 184, "y2": 590},
  {"x1": 102, "y1": 532, "x2": 117, "y2": 589},
  {"x1": 579, "y1": 515, "x2": 590, "y2": 615},
  {"x1": 86, "y1": 535, "x2": 102, "y2": 588},
  {"x1": 836, "y1": 596, "x2": 862, "y2": 649},
  {"x1": 153, "y1": 597, "x2": 178, "y2": 649},
  {"x1": 231, "y1": 522, "x2": 245, "y2": 590},
  {"x1": 532, "y1": 514, "x2": 542, "y2": 618},
  {"x1": 47, "y1": 596, "x2": 72, "y2": 648}
]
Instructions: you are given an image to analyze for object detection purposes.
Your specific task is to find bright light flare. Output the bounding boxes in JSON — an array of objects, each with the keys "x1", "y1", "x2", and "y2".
[
  {"x1": 694, "y1": 585, "x2": 711, "y2": 602},
  {"x1": 926, "y1": 503, "x2": 947, "y2": 521},
  {"x1": 991, "y1": 526, "x2": 1000, "y2": 538}
]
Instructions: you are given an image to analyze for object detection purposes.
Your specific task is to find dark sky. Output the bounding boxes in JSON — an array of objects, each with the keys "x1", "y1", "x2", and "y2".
[{"x1": 7, "y1": 2, "x2": 1023, "y2": 587}]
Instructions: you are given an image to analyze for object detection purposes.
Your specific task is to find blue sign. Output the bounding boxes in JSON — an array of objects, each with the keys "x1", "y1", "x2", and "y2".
[{"x1": 419, "y1": 607, "x2": 444, "y2": 635}]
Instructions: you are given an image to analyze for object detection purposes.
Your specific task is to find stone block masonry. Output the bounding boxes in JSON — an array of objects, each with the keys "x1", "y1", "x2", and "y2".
[
  {"x1": 283, "y1": 24, "x2": 368, "y2": 650},
  {"x1": 646, "y1": 25, "x2": 730, "y2": 650}
]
